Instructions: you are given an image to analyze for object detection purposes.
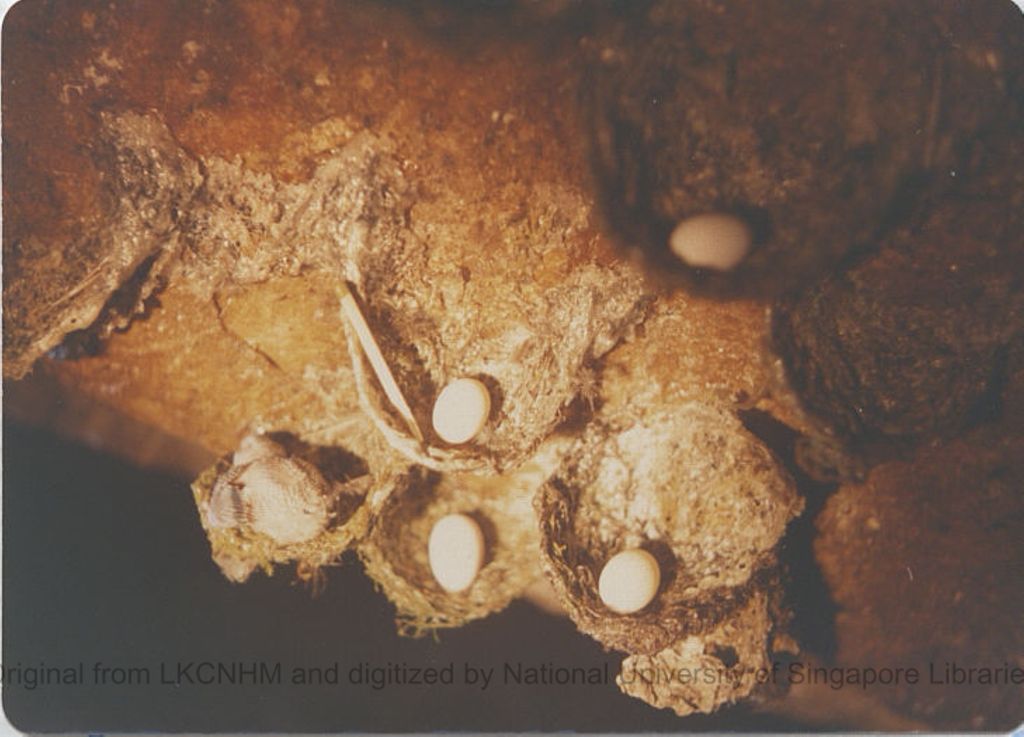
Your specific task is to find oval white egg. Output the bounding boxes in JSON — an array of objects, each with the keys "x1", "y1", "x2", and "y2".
[
  {"x1": 432, "y1": 378, "x2": 491, "y2": 445},
  {"x1": 598, "y1": 548, "x2": 661, "y2": 614},
  {"x1": 669, "y1": 213, "x2": 752, "y2": 271},
  {"x1": 428, "y1": 513, "x2": 486, "y2": 593}
]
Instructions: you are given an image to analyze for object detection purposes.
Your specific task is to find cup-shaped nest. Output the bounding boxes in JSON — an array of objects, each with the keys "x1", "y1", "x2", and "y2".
[
  {"x1": 358, "y1": 439, "x2": 568, "y2": 635},
  {"x1": 536, "y1": 402, "x2": 802, "y2": 655},
  {"x1": 192, "y1": 432, "x2": 384, "y2": 585},
  {"x1": 582, "y1": 1, "x2": 1018, "y2": 298},
  {"x1": 340, "y1": 230, "x2": 651, "y2": 474},
  {"x1": 769, "y1": 191, "x2": 1024, "y2": 482}
]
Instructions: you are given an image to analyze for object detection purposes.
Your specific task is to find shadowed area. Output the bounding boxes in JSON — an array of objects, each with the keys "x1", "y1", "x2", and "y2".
[{"x1": 2, "y1": 423, "x2": 808, "y2": 732}]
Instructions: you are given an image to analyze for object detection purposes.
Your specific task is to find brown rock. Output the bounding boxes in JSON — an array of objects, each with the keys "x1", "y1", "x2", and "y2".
[{"x1": 815, "y1": 424, "x2": 1024, "y2": 729}]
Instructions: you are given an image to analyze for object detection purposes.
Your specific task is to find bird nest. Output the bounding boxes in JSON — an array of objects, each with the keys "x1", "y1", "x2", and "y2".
[
  {"x1": 358, "y1": 438, "x2": 569, "y2": 635},
  {"x1": 535, "y1": 401, "x2": 802, "y2": 655},
  {"x1": 339, "y1": 220, "x2": 651, "y2": 474},
  {"x1": 191, "y1": 432, "x2": 386, "y2": 586}
]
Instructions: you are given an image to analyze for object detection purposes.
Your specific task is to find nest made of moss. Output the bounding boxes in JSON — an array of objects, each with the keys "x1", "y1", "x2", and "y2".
[
  {"x1": 357, "y1": 437, "x2": 569, "y2": 636},
  {"x1": 536, "y1": 401, "x2": 803, "y2": 655},
  {"x1": 192, "y1": 432, "x2": 386, "y2": 585},
  {"x1": 339, "y1": 215, "x2": 652, "y2": 474},
  {"x1": 770, "y1": 188, "x2": 1024, "y2": 482},
  {"x1": 581, "y1": 0, "x2": 1021, "y2": 298}
]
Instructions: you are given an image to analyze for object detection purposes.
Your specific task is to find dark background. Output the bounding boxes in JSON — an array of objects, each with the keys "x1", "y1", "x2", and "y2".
[{"x1": 2, "y1": 421, "x2": 808, "y2": 733}]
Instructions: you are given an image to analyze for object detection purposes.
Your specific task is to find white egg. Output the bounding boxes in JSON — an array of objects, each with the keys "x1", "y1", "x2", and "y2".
[
  {"x1": 431, "y1": 378, "x2": 492, "y2": 445},
  {"x1": 428, "y1": 513, "x2": 486, "y2": 593},
  {"x1": 668, "y1": 213, "x2": 752, "y2": 271},
  {"x1": 598, "y1": 548, "x2": 661, "y2": 614}
]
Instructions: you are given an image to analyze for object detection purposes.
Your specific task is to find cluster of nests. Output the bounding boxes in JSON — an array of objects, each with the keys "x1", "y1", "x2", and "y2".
[
  {"x1": 190, "y1": 0, "x2": 1023, "y2": 719},
  {"x1": 193, "y1": 258, "x2": 803, "y2": 715}
]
